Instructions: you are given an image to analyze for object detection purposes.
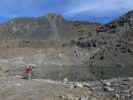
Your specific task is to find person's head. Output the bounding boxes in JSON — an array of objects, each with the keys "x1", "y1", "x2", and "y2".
[
  {"x1": 29, "y1": 65, "x2": 32, "y2": 69},
  {"x1": 26, "y1": 65, "x2": 29, "y2": 68},
  {"x1": 26, "y1": 65, "x2": 31, "y2": 68}
]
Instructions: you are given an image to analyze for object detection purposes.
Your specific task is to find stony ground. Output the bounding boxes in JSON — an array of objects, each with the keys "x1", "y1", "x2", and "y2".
[
  {"x1": 0, "y1": 77, "x2": 133, "y2": 100},
  {"x1": 0, "y1": 77, "x2": 92, "y2": 100}
]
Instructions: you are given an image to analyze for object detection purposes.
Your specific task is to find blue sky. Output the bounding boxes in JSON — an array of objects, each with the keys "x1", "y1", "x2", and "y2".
[{"x1": 0, "y1": 0, "x2": 133, "y2": 23}]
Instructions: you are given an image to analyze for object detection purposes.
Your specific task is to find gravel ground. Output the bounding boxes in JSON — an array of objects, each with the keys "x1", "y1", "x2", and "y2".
[
  {"x1": 0, "y1": 77, "x2": 133, "y2": 100},
  {"x1": 0, "y1": 77, "x2": 91, "y2": 100}
]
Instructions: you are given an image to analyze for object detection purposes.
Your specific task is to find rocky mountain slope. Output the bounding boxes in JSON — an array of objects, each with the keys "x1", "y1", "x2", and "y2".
[
  {"x1": 66, "y1": 10, "x2": 133, "y2": 80},
  {"x1": 0, "y1": 11, "x2": 132, "y2": 81},
  {"x1": 0, "y1": 10, "x2": 133, "y2": 100},
  {"x1": 0, "y1": 13, "x2": 97, "y2": 41}
]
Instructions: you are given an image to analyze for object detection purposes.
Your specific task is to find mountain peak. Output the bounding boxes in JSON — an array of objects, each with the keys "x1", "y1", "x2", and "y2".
[{"x1": 126, "y1": 10, "x2": 133, "y2": 16}]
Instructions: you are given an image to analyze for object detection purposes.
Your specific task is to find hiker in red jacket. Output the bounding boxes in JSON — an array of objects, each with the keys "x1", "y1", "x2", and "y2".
[{"x1": 25, "y1": 65, "x2": 33, "y2": 80}]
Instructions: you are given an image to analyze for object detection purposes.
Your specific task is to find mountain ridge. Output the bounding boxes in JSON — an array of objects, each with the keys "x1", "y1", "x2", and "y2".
[{"x1": 0, "y1": 13, "x2": 98, "y2": 41}]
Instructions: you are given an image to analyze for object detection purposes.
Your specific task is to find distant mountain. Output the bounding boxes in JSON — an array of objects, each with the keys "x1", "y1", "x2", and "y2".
[{"x1": 0, "y1": 13, "x2": 98, "y2": 41}]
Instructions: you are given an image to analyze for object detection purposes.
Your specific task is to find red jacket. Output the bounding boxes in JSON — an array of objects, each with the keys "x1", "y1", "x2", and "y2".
[{"x1": 25, "y1": 66, "x2": 32, "y2": 74}]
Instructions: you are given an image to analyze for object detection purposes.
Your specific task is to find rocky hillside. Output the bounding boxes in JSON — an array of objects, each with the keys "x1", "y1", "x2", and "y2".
[
  {"x1": 0, "y1": 11, "x2": 133, "y2": 81},
  {"x1": 0, "y1": 13, "x2": 97, "y2": 41},
  {"x1": 110, "y1": 10, "x2": 133, "y2": 45},
  {"x1": 67, "y1": 10, "x2": 133, "y2": 80},
  {"x1": 111, "y1": 10, "x2": 133, "y2": 28}
]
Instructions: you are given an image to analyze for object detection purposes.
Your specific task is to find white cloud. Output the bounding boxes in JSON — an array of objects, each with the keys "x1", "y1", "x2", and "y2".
[{"x1": 64, "y1": 0, "x2": 133, "y2": 17}]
